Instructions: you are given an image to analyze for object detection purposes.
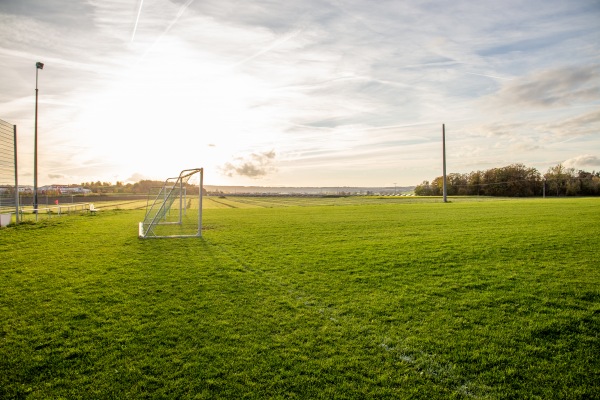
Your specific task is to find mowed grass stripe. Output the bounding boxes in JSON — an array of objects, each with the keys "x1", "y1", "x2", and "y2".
[{"x1": 0, "y1": 198, "x2": 598, "y2": 398}]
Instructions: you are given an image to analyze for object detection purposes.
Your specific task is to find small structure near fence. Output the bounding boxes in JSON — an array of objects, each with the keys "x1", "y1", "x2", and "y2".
[{"x1": 0, "y1": 213, "x2": 11, "y2": 227}]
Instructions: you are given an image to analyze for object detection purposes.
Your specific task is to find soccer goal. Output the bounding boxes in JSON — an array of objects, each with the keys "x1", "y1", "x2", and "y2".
[{"x1": 138, "y1": 168, "x2": 203, "y2": 239}]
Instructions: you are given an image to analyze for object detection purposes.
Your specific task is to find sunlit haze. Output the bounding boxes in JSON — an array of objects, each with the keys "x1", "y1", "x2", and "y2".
[{"x1": 1, "y1": 0, "x2": 599, "y2": 187}]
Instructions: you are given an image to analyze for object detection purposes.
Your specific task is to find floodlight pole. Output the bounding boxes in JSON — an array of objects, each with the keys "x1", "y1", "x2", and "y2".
[
  {"x1": 33, "y1": 61, "x2": 44, "y2": 214},
  {"x1": 442, "y1": 124, "x2": 447, "y2": 203}
]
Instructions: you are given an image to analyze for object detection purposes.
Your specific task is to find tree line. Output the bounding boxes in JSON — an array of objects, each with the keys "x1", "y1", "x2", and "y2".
[
  {"x1": 414, "y1": 163, "x2": 600, "y2": 197},
  {"x1": 78, "y1": 180, "x2": 203, "y2": 195}
]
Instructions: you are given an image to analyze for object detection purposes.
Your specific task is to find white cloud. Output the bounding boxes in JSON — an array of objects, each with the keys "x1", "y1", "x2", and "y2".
[
  {"x1": 541, "y1": 110, "x2": 600, "y2": 137},
  {"x1": 220, "y1": 150, "x2": 277, "y2": 178},
  {"x1": 490, "y1": 65, "x2": 600, "y2": 109},
  {"x1": 563, "y1": 155, "x2": 600, "y2": 169},
  {"x1": 126, "y1": 172, "x2": 150, "y2": 182}
]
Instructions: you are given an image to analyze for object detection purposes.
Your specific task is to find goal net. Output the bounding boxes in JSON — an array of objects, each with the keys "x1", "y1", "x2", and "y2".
[{"x1": 138, "y1": 168, "x2": 203, "y2": 238}]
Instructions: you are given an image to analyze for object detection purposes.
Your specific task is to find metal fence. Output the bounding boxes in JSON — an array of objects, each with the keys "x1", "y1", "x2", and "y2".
[
  {"x1": 0, "y1": 118, "x2": 18, "y2": 225},
  {"x1": 16, "y1": 203, "x2": 96, "y2": 223}
]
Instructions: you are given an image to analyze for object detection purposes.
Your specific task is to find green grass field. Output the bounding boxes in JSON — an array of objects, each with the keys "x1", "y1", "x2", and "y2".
[{"x1": 1, "y1": 197, "x2": 599, "y2": 399}]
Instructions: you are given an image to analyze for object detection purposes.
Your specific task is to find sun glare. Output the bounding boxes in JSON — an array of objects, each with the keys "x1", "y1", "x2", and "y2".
[{"x1": 68, "y1": 37, "x2": 284, "y2": 182}]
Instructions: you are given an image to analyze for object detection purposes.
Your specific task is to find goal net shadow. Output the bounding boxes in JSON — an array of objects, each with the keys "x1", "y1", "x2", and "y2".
[{"x1": 138, "y1": 168, "x2": 203, "y2": 239}]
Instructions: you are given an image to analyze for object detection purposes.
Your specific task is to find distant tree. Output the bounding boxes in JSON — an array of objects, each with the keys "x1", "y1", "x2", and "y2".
[
  {"x1": 467, "y1": 171, "x2": 484, "y2": 196},
  {"x1": 500, "y1": 164, "x2": 541, "y2": 197},
  {"x1": 445, "y1": 173, "x2": 467, "y2": 195},
  {"x1": 483, "y1": 168, "x2": 503, "y2": 196},
  {"x1": 131, "y1": 180, "x2": 165, "y2": 194},
  {"x1": 577, "y1": 170, "x2": 600, "y2": 195},
  {"x1": 415, "y1": 163, "x2": 599, "y2": 197},
  {"x1": 414, "y1": 181, "x2": 432, "y2": 196},
  {"x1": 544, "y1": 164, "x2": 575, "y2": 196}
]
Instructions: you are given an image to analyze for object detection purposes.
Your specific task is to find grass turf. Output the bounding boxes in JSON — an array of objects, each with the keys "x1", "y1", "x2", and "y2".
[{"x1": 1, "y1": 197, "x2": 599, "y2": 398}]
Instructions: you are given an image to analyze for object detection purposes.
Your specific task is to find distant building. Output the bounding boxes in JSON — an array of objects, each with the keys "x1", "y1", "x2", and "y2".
[
  {"x1": 58, "y1": 186, "x2": 92, "y2": 194},
  {"x1": 17, "y1": 185, "x2": 91, "y2": 194}
]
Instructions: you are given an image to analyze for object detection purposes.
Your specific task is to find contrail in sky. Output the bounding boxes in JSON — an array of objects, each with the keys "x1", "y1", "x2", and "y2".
[
  {"x1": 232, "y1": 30, "x2": 301, "y2": 67},
  {"x1": 465, "y1": 71, "x2": 514, "y2": 81},
  {"x1": 131, "y1": 0, "x2": 144, "y2": 42},
  {"x1": 136, "y1": 0, "x2": 195, "y2": 60},
  {"x1": 231, "y1": 22, "x2": 307, "y2": 68},
  {"x1": 133, "y1": 0, "x2": 195, "y2": 44},
  {"x1": 164, "y1": 0, "x2": 195, "y2": 36},
  {"x1": 140, "y1": 0, "x2": 194, "y2": 53}
]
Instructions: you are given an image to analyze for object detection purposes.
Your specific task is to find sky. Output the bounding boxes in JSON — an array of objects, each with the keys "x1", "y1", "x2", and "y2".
[{"x1": 0, "y1": 0, "x2": 599, "y2": 187}]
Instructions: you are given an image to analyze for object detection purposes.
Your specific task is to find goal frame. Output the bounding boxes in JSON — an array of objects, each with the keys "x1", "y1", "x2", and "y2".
[{"x1": 138, "y1": 168, "x2": 203, "y2": 239}]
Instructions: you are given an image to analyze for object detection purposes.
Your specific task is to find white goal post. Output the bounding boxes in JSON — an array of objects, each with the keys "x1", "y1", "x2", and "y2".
[{"x1": 138, "y1": 168, "x2": 203, "y2": 239}]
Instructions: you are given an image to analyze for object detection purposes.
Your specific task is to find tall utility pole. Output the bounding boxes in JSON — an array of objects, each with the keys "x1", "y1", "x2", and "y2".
[
  {"x1": 442, "y1": 123, "x2": 447, "y2": 203},
  {"x1": 33, "y1": 61, "x2": 44, "y2": 213}
]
